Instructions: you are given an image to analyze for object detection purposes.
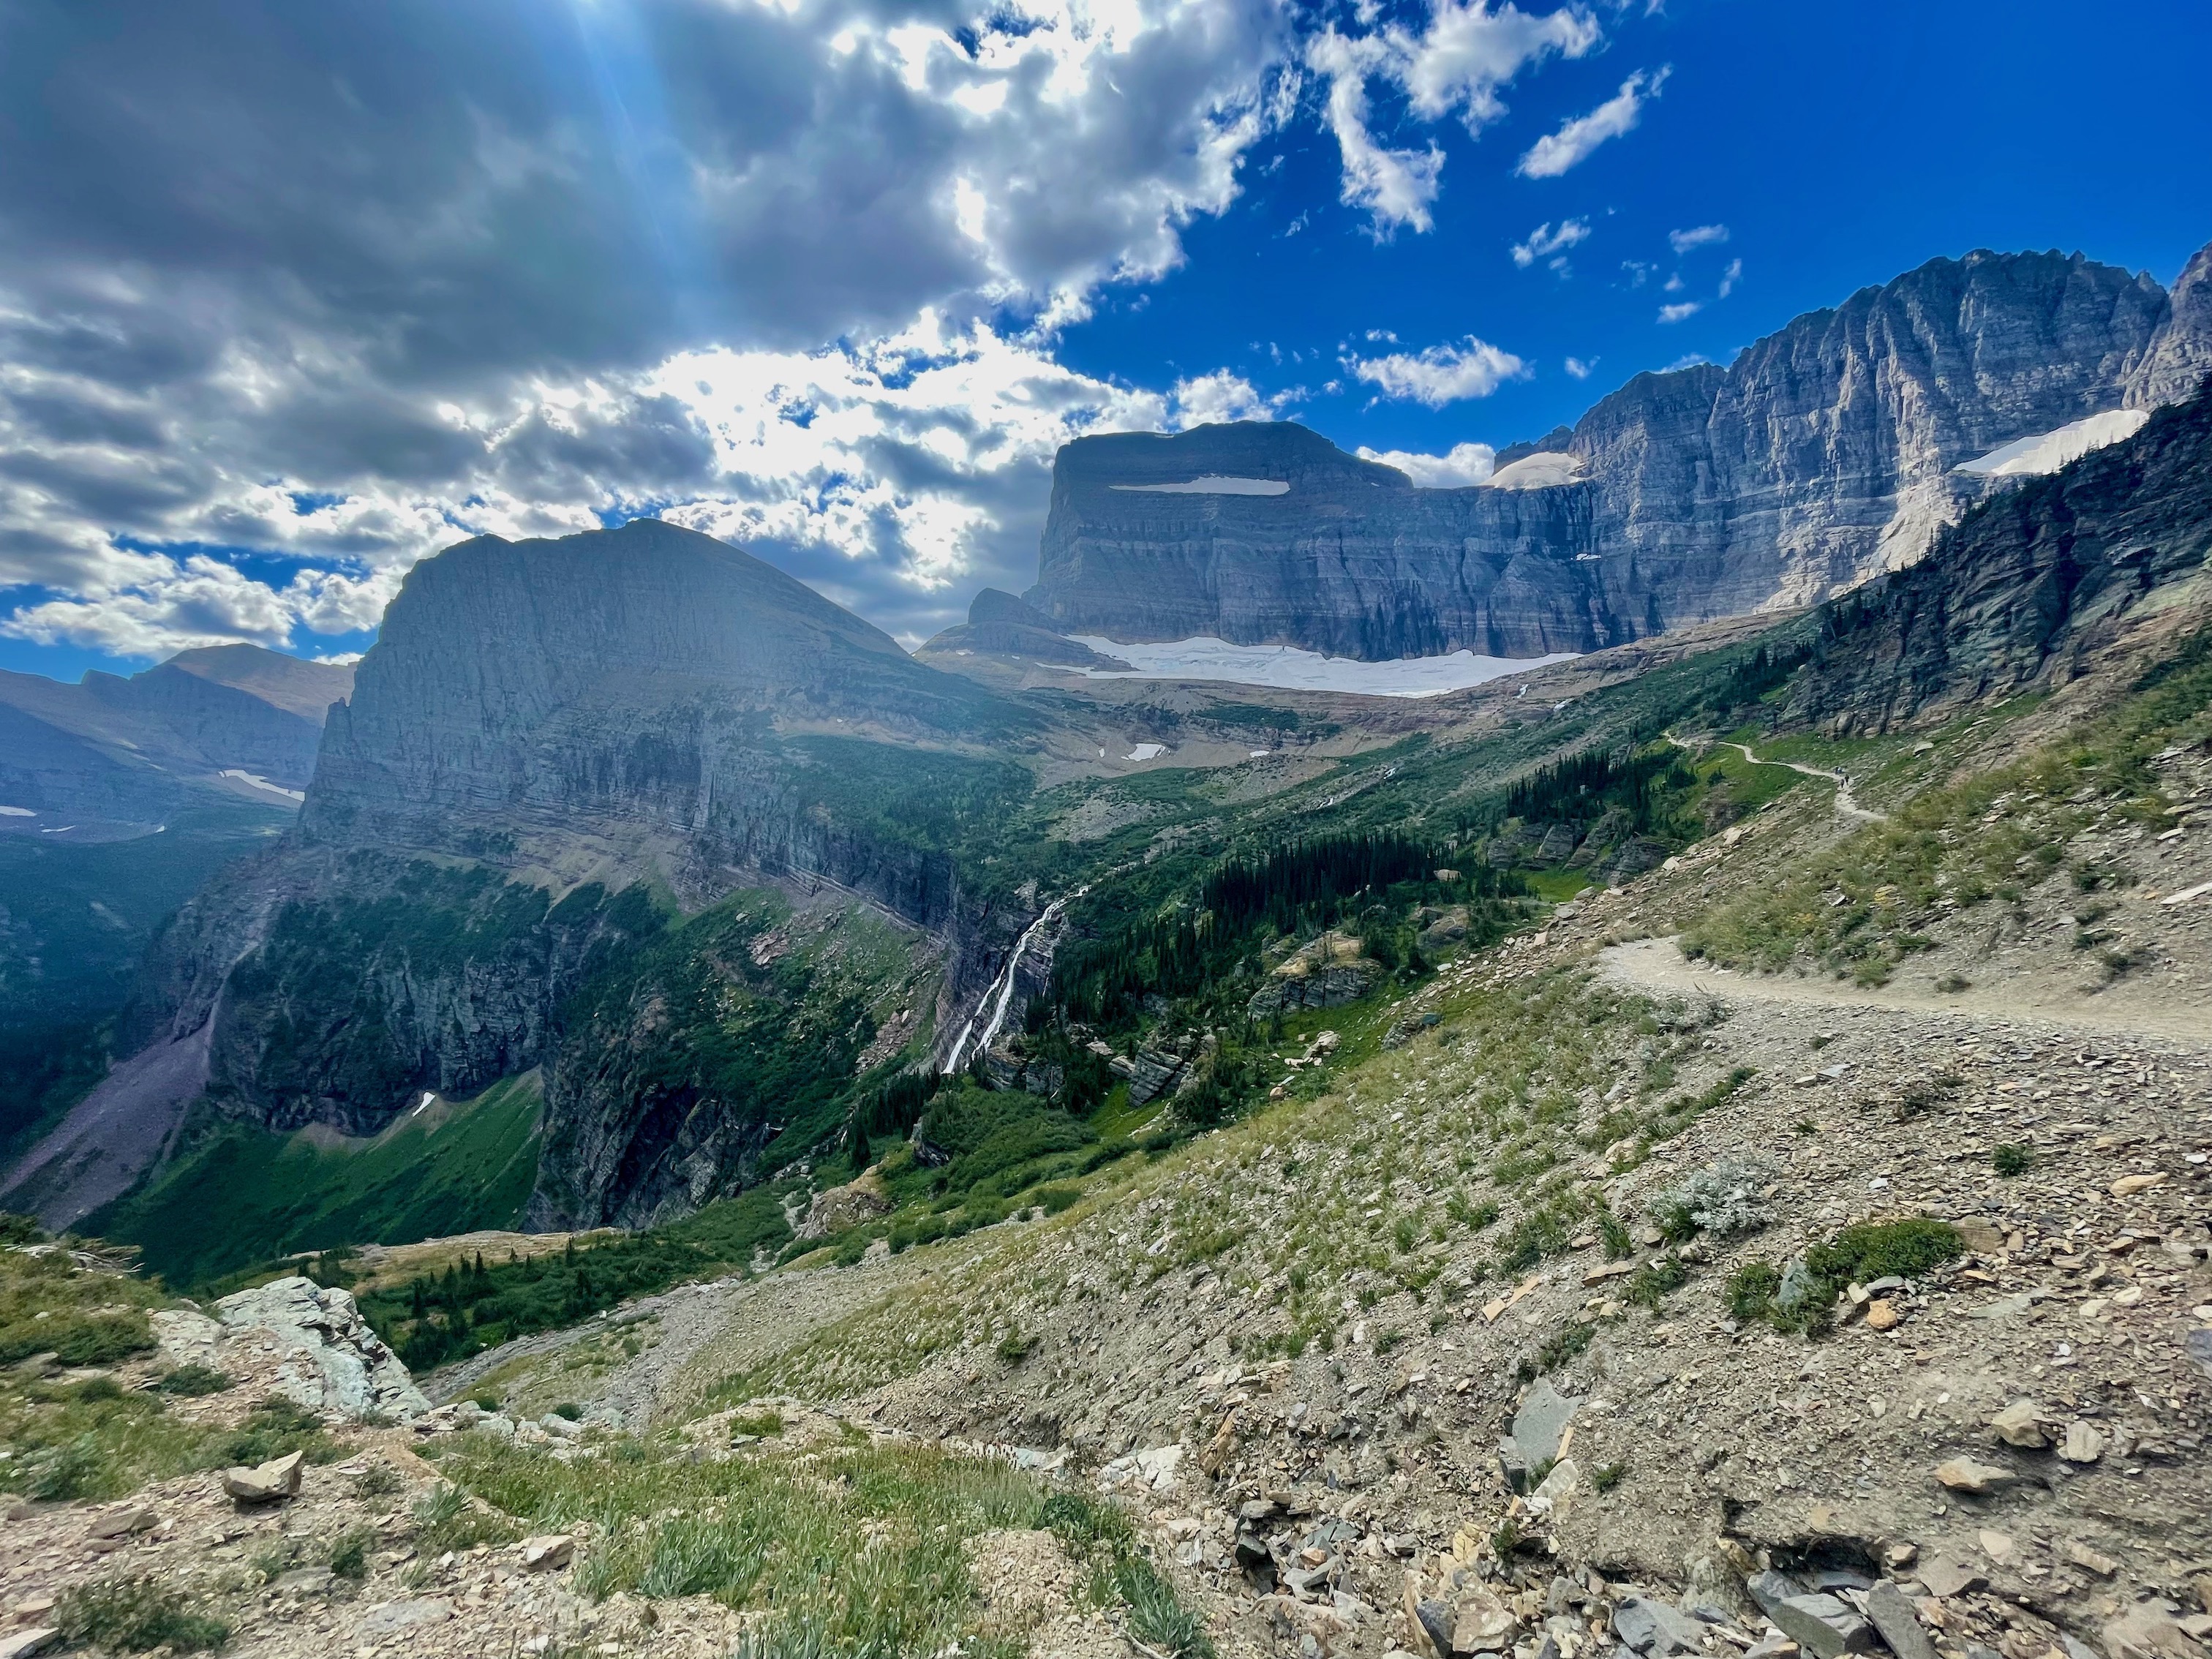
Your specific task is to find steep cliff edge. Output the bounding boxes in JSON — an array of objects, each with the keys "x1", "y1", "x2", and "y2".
[
  {"x1": 129, "y1": 520, "x2": 1054, "y2": 1229},
  {"x1": 1028, "y1": 244, "x2": 2209, "y2": 658},
  {"x1": 1788, "y1": 377, "x2": 2212, "y2": 732}
]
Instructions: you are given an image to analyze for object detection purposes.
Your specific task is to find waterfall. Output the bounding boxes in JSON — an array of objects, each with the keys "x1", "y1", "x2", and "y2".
[{"x1": 943, "y1": 887, "x2": 1087, "y2": 1075}]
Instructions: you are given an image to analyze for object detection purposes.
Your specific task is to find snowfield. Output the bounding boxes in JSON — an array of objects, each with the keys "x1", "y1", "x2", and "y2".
[
  {"x1": 1481, "y1": 451, "x2": 1586, "y2": 489},
  {"x1": 1072, "y1": 636, "x2": 1576, "y2": 698},
  {"x1": 1107, "y1": 475, "x2": 1290, "y2": 495},
  {"x1": 1955, "y1": 408, "x2": 2148, "y2": 477}
]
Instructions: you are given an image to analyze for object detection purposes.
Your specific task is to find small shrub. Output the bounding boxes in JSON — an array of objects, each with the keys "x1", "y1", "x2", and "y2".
[
  {"x1": 1111, "y1": 1554, "x2": 1215, "y2": 1659},
  {"x1": 56, "y1": 1576, "x2": 228, "y2": 1653},
  {"x1": 551, "y1": 1402, "x2": 582, "y2": 1421},
  {"x1": 329, "y1": 1527, "x2": 375, "y2": 1579},
  {"x1": 996, "y1": 1331, "x2": 1036, "y2": 1366},
  {"x1": 154, "y1": 1364, "x2": 235, "y2": 1397},
  {"x1": 1992, "y1": 1143, "x2": 2034, "y2": 1178},
  {"x1": 1935, "y1": 974, "x2": 1971, "y2": 993},
  {"x1": 1590, "y1": 1461, "x2": 1628, "y2": 1494},
  {"x1": 1625, "y1": 1256, "x2": 1689, "y2": 1310},
  {"x1": 1041, "y1": 1490, "x2": 1133, "y2": 1553},
  {"x1": 731, "y1": 1411, "x2": 785, "y2": 1440},
  {"x1": 1596, "y1": 1209, "x2": 1633, "y2": 1261},
  {"x1": 22, "y1": 1432, "x2": 105, "y2": 1502},
  {"x1": 1648, "y1": 1157, "x2": 1770, "y2": 1242},
  {"x1": 1724, "y1": 1262, "x2": 1783, "y2": 1325},
  {"x1": 1535, "y1": 1321, "x2": 1595, "y2": 1374},
  {"x1": 353, "y1": 1463, "x2": 404, "y2": 1498}
]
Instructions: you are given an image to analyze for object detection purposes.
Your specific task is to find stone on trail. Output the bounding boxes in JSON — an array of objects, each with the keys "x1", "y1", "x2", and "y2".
[
  {"x1": 1509, "y1": 1379, "x2": 1580, "y2": 1477},
  {"x1": 1934, "y1": 1457, "x2": 2014, "y2": 1494},
  {"x1": 361, "y1": 1599, "x2": 456, "y2": 1636},
  {"x1": 1451, "y1": 1587, "x2": 1519, "y2": 1654},
  {"x1": 1976, "y1": 1530, "x2": 2015, "y2": 1565},
  {"x1": 0, "y1": 1630, "x2": 60, "y2": 1659},
  {"x1": 1916, "y1": 1557, "x2": 1987, "y2": 1599},
  {"x1": 1987, "y1": 1401, "x2": 2047, "y2": 1448},
  {"x1": 1766, "y1": 1594, "x2": 1875, "y2": 1659},
  {"x1": 1862, "y1": 1581, "x2": 1938, "y2": 1659},
  {"x1": 521, "y1": 1534, "x2": 575, "y2": 1570},
  {"x1": 86, "y1": 1505, "x2": 157, "y2": 1538},
  {"x1": 222, "y1": 1448, "x2": 304, "y2": 1503},
  {"x1": 1611, "y1": 1595, "x2": 1707, "y2": 1655},
  {"x1": 2057, "y1": 1421, "x2": 2107, "y2": 1464}
]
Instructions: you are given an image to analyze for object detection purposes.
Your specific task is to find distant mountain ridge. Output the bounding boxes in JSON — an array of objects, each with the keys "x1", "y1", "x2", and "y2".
[
  {"x1": 1023, "y1": 241, "x2": 2212, "y2": 661},
  {"x1": 0, "y1": 644, "x2": 352, "y2": 830}
]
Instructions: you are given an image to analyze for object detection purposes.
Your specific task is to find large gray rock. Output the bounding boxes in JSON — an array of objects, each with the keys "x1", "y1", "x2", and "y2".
[
  {"x1": 1026, "y1": 247, "x2": 2203, "y2": 661},
  {"x1": 216, "y1": 1276, "x2": 429, "y2": 1420},
  {"x1": 1864, "y1": 1581, "x2": 1938, "y2": 1659}
]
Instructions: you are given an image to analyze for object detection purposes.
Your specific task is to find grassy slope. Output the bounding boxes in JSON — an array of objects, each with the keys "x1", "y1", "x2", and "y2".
[{"x1": 88, "y1": 1074, "x2": 545, "y2": 1289}]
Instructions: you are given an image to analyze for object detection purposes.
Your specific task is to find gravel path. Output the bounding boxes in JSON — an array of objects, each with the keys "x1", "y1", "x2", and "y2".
[{"x1": 1601, "y1": 934, "x2": 2211, "y2": 1047}]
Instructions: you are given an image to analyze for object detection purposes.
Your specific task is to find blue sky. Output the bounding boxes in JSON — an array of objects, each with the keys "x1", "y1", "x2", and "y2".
[{"x1": 1, "y1": 0, "x2": 2208, "y2": 685}]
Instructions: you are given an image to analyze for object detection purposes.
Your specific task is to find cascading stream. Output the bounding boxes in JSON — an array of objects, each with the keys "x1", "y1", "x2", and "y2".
[{"x1": 942, "y1": 887, "x2": 1087, "y2": 1075}]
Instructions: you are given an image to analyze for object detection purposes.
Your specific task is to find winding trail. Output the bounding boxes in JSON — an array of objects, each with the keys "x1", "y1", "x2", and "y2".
[
  {"x1": 1668, "y1": 733, "x2": 1887, "y2": 823},
  {"x1": 1599, "y1": 934, "x2": 2208, "y2": 1048}
]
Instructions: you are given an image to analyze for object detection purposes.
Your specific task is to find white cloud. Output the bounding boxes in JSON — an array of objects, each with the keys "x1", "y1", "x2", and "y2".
[
  {"x1": 1306, "y1": 29, "x2": 1446, "y2": 234},
  {"x1": 1668, "y1": 223, "x2": 1729, "y2": 255},
  {"x1": 1718, "y1": 257, "x2": 1743, "y2": 297},
  {"x1": 1563, "y1": 355, "x2": 1596, "y2": 379},
  {"x1": 1658, "y1": 300, "x2": 1702, "y2": 323},
  {"x1": 1511, "y1": 217, "x2": 1590, "y2": 268},
  {"x1": 1516, "y1": 66, "x2": 1669, "y2": 178},
  {"x1": 1355, "y1": 440, "x2": 1497, "y2": 486},
  {"x1": 1350, "y1": 336, "x2": 1529, "y2": 406},
  {"x1": 1167, "y1": 371, "x2": 1294, "y2": 427},
  {"x1": 1307, "y1": 2, "x2": 1599, "y2": 233}
]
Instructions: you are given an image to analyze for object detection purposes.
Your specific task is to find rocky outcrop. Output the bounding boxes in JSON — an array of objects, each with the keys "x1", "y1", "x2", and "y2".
[
  {"x1": 1028, "y1": 246, "x2": 2205, "y2": 659},
  {"x1": 917, "y1": 588, "x2": 1132, "y2": 669},
  {"x1": 172, "y1": 1276, "x2": 431, "y2": 1419},
  {"x1": 1788, "y1": 380, "x2": 2212, "y2": 732},
  {"x1": 2128, "y1": 244, "x2": 2212, "y2": 411}
]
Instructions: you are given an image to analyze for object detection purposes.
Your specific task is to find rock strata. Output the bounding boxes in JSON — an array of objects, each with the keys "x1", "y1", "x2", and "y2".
[{"x1": 1028, "y1": 246, "x2": 2212, "y2": 659}]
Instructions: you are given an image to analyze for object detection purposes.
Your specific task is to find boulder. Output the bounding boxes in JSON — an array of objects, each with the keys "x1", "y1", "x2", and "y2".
[
  {"x1": 796, "y1": 1176, "x2": 890, "y2": 1241},
  {"x1": 215, "y1": 1276, "x2": 429, "y2": 1421},
  {"x1": 222, "y1": 1449, "x2": 304, "y2": 1504},
  {"x1": 1862, "y1": 1583, "x2": 1937, "y2": 1659},
  {"x1": 521, "y1": 1534, "x2": 575, "y2": 1571},
  {"x1": 1988, "y1": 1401, "x2": 2047, "y2": 1448},
  {"x1": 1934, "y1": 1457, "x2": 2014, "y2": 1494},
  {"x1": 1612, "y1": 1596, "x2": 1708, "y2": 1655}
]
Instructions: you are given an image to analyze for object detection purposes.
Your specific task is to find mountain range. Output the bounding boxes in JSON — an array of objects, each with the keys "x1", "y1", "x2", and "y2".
[
  {"x1": 7, "y1": 236, "x2": 2212, "y2": 1257},
  {"x1": 1017, "y1": 242, "x2": 2212, "y2": 661}
]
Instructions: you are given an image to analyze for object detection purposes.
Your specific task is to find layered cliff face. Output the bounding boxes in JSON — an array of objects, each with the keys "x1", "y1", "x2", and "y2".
[
  {"x1": 1787, "y1": 383, "x2": 2212, "y2": 733},
  {"x1": 1029, "y1": 244, "x2": 2212, "y2": 659},
  {"x1": 132, "y1": 519, "x2": 1047, "y2": 1227}
]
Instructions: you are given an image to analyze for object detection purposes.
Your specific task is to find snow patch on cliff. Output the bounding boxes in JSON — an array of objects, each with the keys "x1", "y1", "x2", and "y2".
[
  {"x1": 1071, "y1": 636, "x2": 1576, "y2": 697},
  {"x1": 1110, "y1": 475, "x2": 1290, "y2": 495},
  {"x1": 1481, "y1": 451, "x2": 1586, "y2": 489},
  {"x1": 1955, "y1": 408, "x2": 2148, "y2": 478}
]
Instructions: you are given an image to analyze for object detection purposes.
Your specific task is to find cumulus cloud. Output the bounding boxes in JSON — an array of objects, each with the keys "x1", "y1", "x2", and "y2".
[
  {"x1": 1350, "y1": 336, "x2": 1529, "y2": 406},
  {"x1": 1168, "y1": 371, "x2": 1294, "y2": 427},
  {"x1": 1516, "y1": 66, "x2": 1668, "y2": 178},
  {"x1": 1563, "y1": 355, "x2": 1597, "y2": 379},
  {"x1": 0, "y1": 0, "x2": 1309, "y2": 655},
  {"x1": 1658, "y1": 299, "x2": 1703, "y2": 323},
  {"x1": 1307, "y1": 1, "x2": 1598, "y2": 233},
  {"x1": 1511, "y1": 217, "x2": 1590, "y2": 268},
  {"x1": 1668, "y1": 223, "x2": 1729, "y2": 255},
  {"x1": 1354, "y1": 440, "x2": 1497, "y2": 486}
]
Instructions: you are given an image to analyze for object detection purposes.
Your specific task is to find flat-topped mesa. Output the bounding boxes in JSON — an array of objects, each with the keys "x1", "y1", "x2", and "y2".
[{"x1": 1027, "y1": 244, "x2": 2212, "y2": 661}]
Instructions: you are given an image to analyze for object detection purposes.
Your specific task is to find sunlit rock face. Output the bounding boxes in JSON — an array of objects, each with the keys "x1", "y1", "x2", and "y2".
[{"x1": 1030, "y1": 246, "x2": 2208, "y2": 659}]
